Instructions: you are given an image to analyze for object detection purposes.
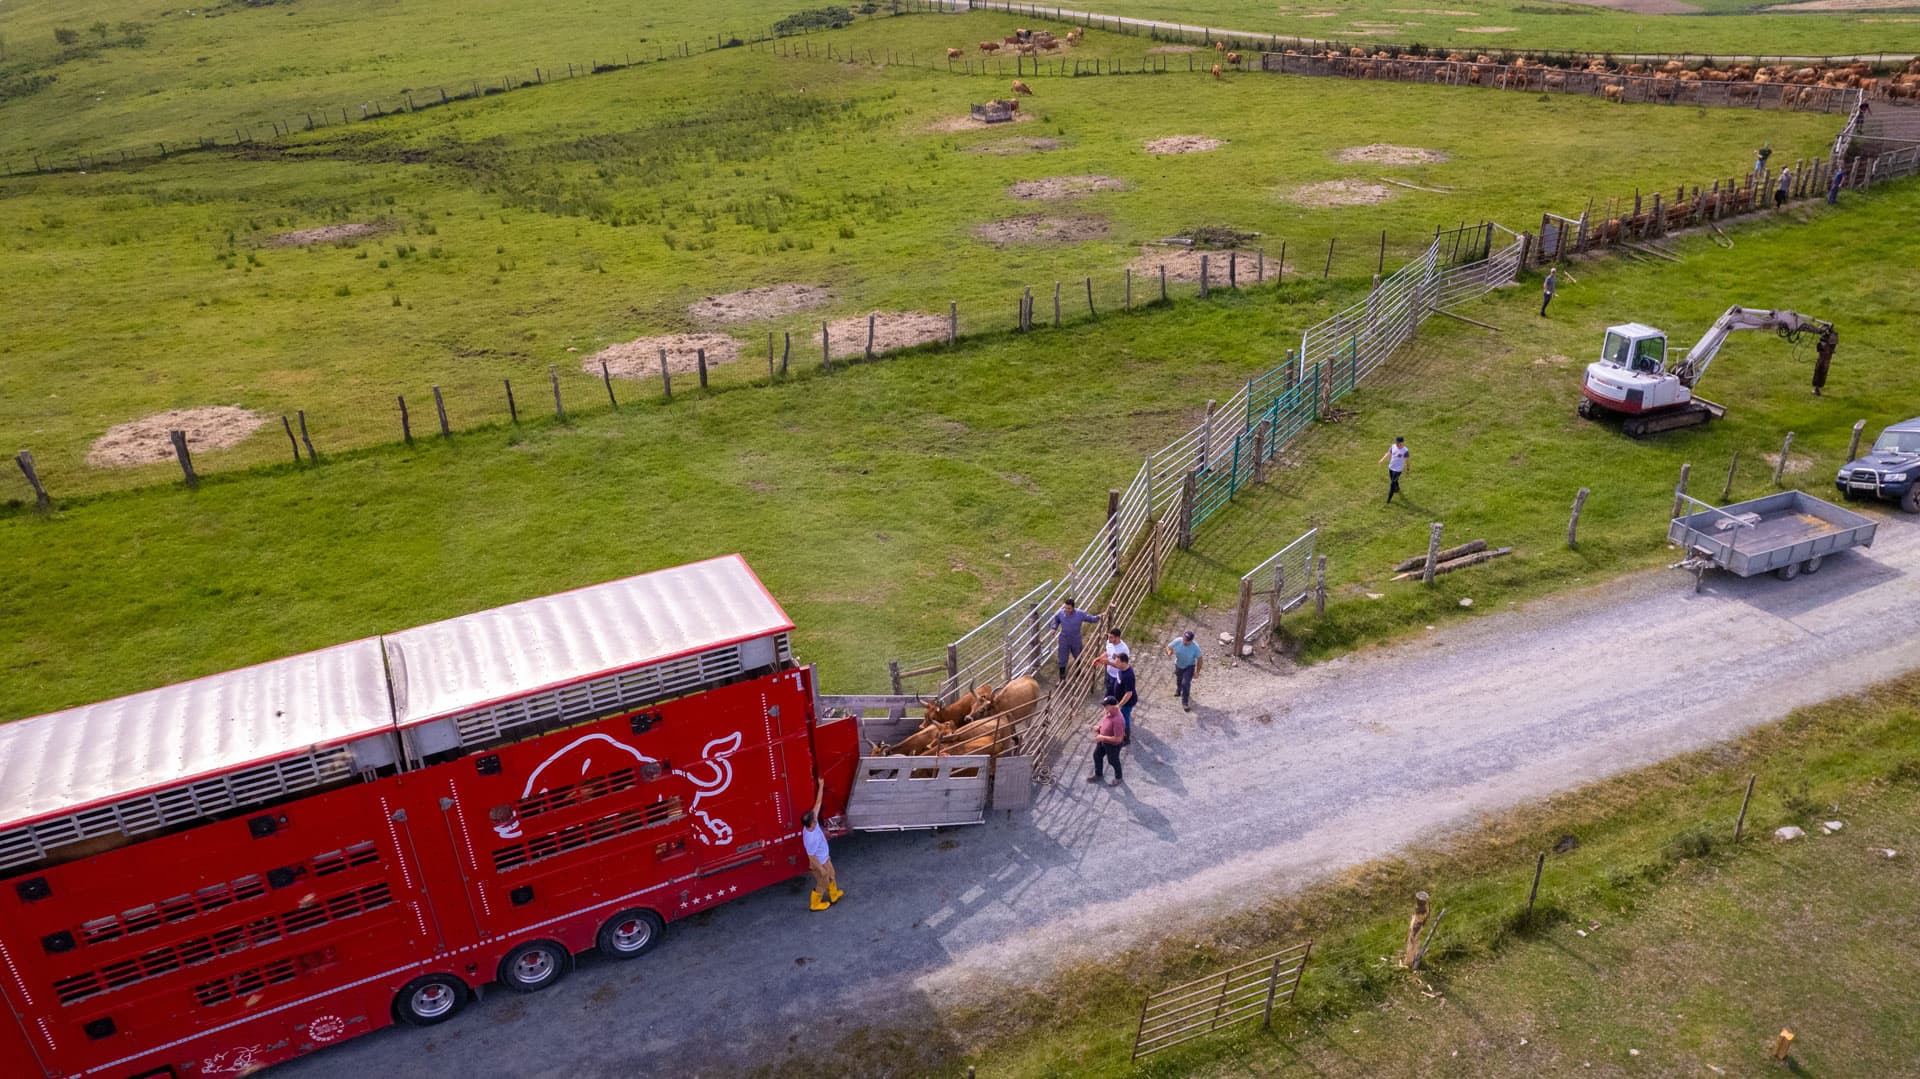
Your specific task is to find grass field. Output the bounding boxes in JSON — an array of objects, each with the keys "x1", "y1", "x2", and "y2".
[
  {"x1": 0, "y1": 23, "x2": 1842, "y2": 495},
  {"x1": 928, "y1": 670, "x2": 1920, "y2": 1077},
  {"x1": 1075, "y1": 0, "x2": 1920, "y2": 58},
  {"x1": 3, "y1": 178, "x2": 1916, "y2": 724}
]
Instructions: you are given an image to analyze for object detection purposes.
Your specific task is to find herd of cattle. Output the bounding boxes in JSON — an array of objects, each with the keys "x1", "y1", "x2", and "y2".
[{"x1": 874, "y1": 677, "x2": 1042, "y2": 757}]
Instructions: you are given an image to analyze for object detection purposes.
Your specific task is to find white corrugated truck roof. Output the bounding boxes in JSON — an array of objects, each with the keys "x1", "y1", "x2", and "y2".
[
  {"x1": 0, "y1": 555, "x2": 792, "y2": 835},
  {"x1": 0, "y1": 639, "x2": 394, "y2": 832},
  {"x1": 384, "y1": 554, "x2": 793, "y2": 728}
]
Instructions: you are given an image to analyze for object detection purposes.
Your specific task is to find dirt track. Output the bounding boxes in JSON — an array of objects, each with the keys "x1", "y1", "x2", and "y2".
[{"x1": 279, "y1": 515, "x2": 1920, "y2": 1078}]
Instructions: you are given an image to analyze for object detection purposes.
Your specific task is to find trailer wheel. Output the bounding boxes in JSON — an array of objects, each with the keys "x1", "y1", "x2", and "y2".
[
  {"x1": 1776, "y1": 561, "x2": 1800, "y2": 581},
  {"x1": 596, "y1": 909, "x2": 665, "y2": 960},
  {"x1": 1804, "y1": 555, "x2": 1824, "y2": 574},
  {"x1": 498, "y1": 940, "x2": 570, "y2": 993},
  {"x1": 393, "y1": 974, "x2": 469, "y2": 1027}
]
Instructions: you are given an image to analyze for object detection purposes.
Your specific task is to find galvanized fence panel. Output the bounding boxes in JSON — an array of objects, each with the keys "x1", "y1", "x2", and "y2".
[
  {"x1": 1238, "y1": 529, "x2": 1317, "y2": 640},
  {"x1": 1132, "y1": 941, "x2": 1313, "y2": 1060}
]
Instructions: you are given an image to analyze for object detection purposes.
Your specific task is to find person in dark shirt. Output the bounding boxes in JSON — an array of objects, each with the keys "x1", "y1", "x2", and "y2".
[{"x1": 1109, "y1": 653, "x2": 1137, "y2": 746}]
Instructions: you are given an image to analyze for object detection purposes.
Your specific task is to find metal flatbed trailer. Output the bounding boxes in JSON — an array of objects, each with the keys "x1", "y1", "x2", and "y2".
[{"x1": 1669, "y1": 490, "x2": 1878, "y2": 590}]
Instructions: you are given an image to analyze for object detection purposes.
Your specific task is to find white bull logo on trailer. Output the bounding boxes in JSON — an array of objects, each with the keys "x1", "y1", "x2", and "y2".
[{"x1": 493, "y1": 730, "x2": 744, "y2": 845}]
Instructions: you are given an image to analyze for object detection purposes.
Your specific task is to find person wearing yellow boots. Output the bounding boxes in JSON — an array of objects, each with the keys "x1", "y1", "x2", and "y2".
[{"x1": 802, "y1": 778, "x2": 843, "y2": 910}]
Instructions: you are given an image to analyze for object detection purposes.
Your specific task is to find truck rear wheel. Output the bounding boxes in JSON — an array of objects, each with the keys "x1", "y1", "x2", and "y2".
[
  {"x1": 596, "y1": 909, "x2": 665, "y2": 959},
  {"x1": 393, "y1": 974, "x2": 469, "y2": 1027},
  {"x1": 1903, "y1": 486, "x2": 1920, "y2": 514},
  {"x1": 498, "y1": 940, "x2": 570, "y2": 993}
]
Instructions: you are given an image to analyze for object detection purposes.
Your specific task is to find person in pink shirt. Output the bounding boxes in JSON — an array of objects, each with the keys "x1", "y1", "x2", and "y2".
[{"x1": 1087, "y1": 695, "x2": 1126, "y2": 787}]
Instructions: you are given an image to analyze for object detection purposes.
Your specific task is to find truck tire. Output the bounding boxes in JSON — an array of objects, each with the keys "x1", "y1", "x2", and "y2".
[
  {"x1": 393, "y1": 974, "x2": 469, "y2": 1027},
  {"x1": 1804, "y1": 555, "x2": 1824, "y2": 574},
  {"x1": 596, "y1": 908, "x2": 665, "y2": 959},
  {"x1": 1776, "y1": 562, "x2": 1800, "y2": 581},
  {"x1": 1903, "y1": 486, "x2": 1920, "y2": 514},
  {"x1": 498, "y1": 940, "x2": 570, "y2": 993}
]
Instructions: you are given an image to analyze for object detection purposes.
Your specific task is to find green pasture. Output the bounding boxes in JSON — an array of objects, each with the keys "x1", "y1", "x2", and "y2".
[
  {"x1": 3, "y1": 178, "x2": 1916, "y2": 724},
  {"x1": 939, "y1": 672, "x2": 1920, "y2": 1077},
  {"x1": 0, "y1": 30, "x2": 1840, "y2": 494},
  {"x1": 1077, "y1": 0, "x2": 1920, "y2": 58}
]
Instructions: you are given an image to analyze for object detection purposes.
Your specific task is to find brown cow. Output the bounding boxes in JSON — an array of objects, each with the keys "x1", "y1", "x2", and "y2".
[
  {"x1": 1227, "y1": 51, "x2": 1241, "y2": 67},
  {"x1": 969, "y1": 676, "x2": 1042, "y2": 730},
  {"x1": 1211, "y1": 63, "x2": 1223, "y2": 80},
  {"x1": 979, "y1": 41, "x2": 1000, "y2": 53},
  {"x1": 1010, "y1": 79, "x2": 1034, "y2": 95},
  {"x1": 1216, "y1": 40, "x2": 1227, "y2": 53},
  {"x1": 947, "y1": 48, "x2": 963, "y2": 61},
  {"x1": 882, "y1": 721, "x2": 951, "y2": 756},
  {"x1": 1603, "y1": 84, "x2": 1625, "y2": 103},
  {"x1": 1040, "y1": 38, "x2": 1061, "y2": 50},
  {"x1": 922, "y1": 688, "x2": 980, "y2": 728}
]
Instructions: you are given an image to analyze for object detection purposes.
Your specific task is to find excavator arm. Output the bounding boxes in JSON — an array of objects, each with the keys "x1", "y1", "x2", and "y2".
[{"x1": 1672, "y1": 305, "x2": 1838, "y2": 389}]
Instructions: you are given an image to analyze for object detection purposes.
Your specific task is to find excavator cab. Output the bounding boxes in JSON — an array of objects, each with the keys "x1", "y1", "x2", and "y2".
[{"x1": 1600, "y1": 324, "x2": 1668, "y2": 375}]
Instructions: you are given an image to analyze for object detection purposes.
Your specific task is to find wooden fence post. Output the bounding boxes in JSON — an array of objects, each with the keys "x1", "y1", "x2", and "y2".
[
  {"x1": 13, "y1": 451, "x2": 50, "y2": 509},
  {"x1": 950, "y1": 301, "x2": 958, "y2": 345},
  {"x1": 1773, "y1": 431, "x2": 1794, "y2": 486},
  {"x1": 1402, "y1": 891, "x2": 1429, "y2": 967},
  {"x1": 945, "y1": 642, "x2": 960, "y2": 699},
  {"x1": 432, "y1": 386, "x2": 450, "y2": 436},
  {"x1": 1315, "y1": 554, "x2": 1327, "y2": 617},
  {"x1": 658, "y1": 349, "x2": 672, "y2": 400},
  {"x1": 888, "y1": 660, "x2": 904, "y2": 696},
  {"x1": 297, "y1": 410, "x2": 317, "y2": 462},
  {"x1": 1233, "y1": 577, "x2": 1253, "y2": 652},
  {"x1": 504, "y1": 379, "x2": 518, "y2": 424},
  {"x1": 282, "y1": 416, "x2": 301, "y2": 462},
  {"x1": 1671, "y1": 463, "x2": 1691, "y2": 519},
  {"x1": 169, "y1": 430, "x2": 197, "y2": 487},
  {"x1": 1053, "y1": 282, "x2": 1061, "y2": 327},
  {"x1": 1524, "y1": 852, "x2": 1545, "y2": 925},
  {"x1": 822, "y1": 321, "x2": 831, "y2": 368},
  {"x1": 1846, "y1": 419, "x2": 1866, "y2": 463},
  {"x1": 1198, "y1": 399, "x2": 1217, "y2": 471},
  {"x1": 398, "y1": 395, "x2": 412, "y2": 444},
  {"x1": 1268, "y1": 562, "x2": 1285, "y2": 639},
  {"x1": 1723, "y1": 449, "x2": 1739, "y2": 501},
  {"x1": 600, "y1": 360, "x2": 619, "y2": 408},
  {"x1": 1107, "y1": 489, "x2": 1121, "y2": 578},
  {"x1": 1567, "y1": 487, "x2": 1590, "y2": 549},
  {"x1": 1199, "y1": 254, "x2": 1209, "y2": 298},
  {"x1": 782, "y1": 332, "x2": 791, "y2": 375},
  {"x1": 1734, "y1": 773, "x2": 1757, "y2": 842},
  {"x1": 1086, "y1": 277, "x2": 1096, "y2": 318},
  {"x1": 1160, "y1": 264, "x2": 1167, "y2": 302},
  {"x1": 549, "y1": 366, "x2": 565, "y2": 421},
  {"x1": 1257, "y1": 248, "x2": 1264, "y2": 283},
  {"x1": 1323, "y1": 236, "x2": 1335, "y2": 279},
  {"x1": 1421, "y1": 522, "x2": 1444, "y2": 584},
  {"x1": 1178, "y1": 470, "x2": 1198, "y2": 550},
  {"x1": 697, "y1": 348, "x2": 709, "y2": 388},
  {"x1": 1125, "y1": 268, "x2": 1132, "y2": 311},
  {"x1": 1228, "y1": 252, "x2": 1237, "y2": 289},
  {"x1": 1277, "y1": 240, "x2": 1287, "y2": 283},
  {"x1": 865, "y1": 313, "x2": 876, "y2": 359}
]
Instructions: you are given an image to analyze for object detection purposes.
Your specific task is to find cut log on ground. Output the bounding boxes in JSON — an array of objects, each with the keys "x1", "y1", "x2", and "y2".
[
  {"x1": 1392, "y1": 539, "x2": 1487, "y2": 572},
  {"x1": 1392, "y1": 546, "x2": 1513, "y2": 581}
]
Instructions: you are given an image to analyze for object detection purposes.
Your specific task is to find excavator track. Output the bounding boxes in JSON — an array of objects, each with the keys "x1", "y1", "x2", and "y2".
[{"x1": 1622, "y1": 402, "x2": 1718, "y2": 438}]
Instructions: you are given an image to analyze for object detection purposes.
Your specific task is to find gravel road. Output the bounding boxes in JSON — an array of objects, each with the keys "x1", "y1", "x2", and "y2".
[{"x1": 280, "y1": 514, "x2": 1920, "y2": 1078}]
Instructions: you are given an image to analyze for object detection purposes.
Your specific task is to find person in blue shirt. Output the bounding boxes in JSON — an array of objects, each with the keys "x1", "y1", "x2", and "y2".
[
  {"x1": 1052, "y1": 598, "x2": 1100, "y2": 680},
  {"x1": 1165, "y1": 630, "x2": 1203, "y2": 712}
]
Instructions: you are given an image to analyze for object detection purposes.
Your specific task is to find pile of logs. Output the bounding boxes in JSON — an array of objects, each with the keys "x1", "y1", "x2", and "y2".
[
  {"x1": 873, "y1": 677, "x2": 1040, "y2": 757},
  {"x1": 1390, "y1": 538, "x2": 1513, "y2": 581}
]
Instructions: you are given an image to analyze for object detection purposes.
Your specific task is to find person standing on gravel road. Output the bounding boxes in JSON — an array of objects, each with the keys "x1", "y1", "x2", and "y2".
[
  {"x1": 1108, "y1": 653, "x2": 1137, "y2": 745},
  {"x1": 1088, "y1": 696, "x2": 1126, "y2": 787},
  {"x1": 802, "y1": 779, "x2": 842, "y2": 912},
  {"x1": 1166, "y1": 630, "x2": 1203, "y2": 712},
  {"x1": 1052, "y1": 598, "x2": 1100, "y2": 680}
]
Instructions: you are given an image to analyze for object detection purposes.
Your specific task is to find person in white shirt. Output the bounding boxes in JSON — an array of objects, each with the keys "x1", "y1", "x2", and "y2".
[
  {"x1": 1378, "y1": 436, "x2": 1410, "y2": 503},
  {"x1": 1100, "y1": 628, "x2": 1130, "y2": 668},
  {"x1": 801, "y1": 779, "x2": 842, "y2": 911}
]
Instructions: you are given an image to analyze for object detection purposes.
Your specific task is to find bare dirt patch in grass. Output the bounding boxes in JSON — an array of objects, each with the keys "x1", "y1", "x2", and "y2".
[
  {"x1": 972, "y1": 214, "x2": 1110, "y2": 244},
  {"x1": 1533, "y1": 353, "x2": 1574, "y2": 367},
  {"x1": 1388, "y1": 8, "x2": 1481, "y2": 13},
  {"x1": 966, "y1": 136, "x2": 1062, "y2": 155},
  {"x1": 1144, "y1": 135, "x2": 1224, "y2": 155},
  {"x1": 1558, "y1": 0, "x2": 1701, "y2": 10},
  {"x1": 1769, "y1": 0, "x2": 1919, "y2": 8},
  {"x1": 1456, "y1": 24, "x2": 1521, "y2": 32},
  {"x1": 688, "y1": 285, "x2": 831, "y2": 326},
  {"x1": 813, "y1": 312, "x2": 949, "y2": 359},
  {"x1": 589, "y1": 333, "x2": 742, "y2": 379},
  {"x1": 1336, "y1": 143, "x2": 1450, "y2": 166},
  {"x1": 1286, "y1": 180, "x2": 1395, "y2": 207},
  {"x1": 1006, "y1": 175, "x2": 1127, "y2": 200},
  {"x1": 264, "y1": 222, "x2": 383, "y2": 247},
  {"x1": 87, "y1": 407, "x2": 268, "y2": 469},
  {"x1": 1763, "y1": 450, "x2": 1818, "y2": 475},
  {"x1": 1146, "y1": 44, "x2": 1201, "y2": 54},
  {"x1": 924, "y1": 110, "x2": 1035, "y2": 134},
  {"x1": 1126, "y1": 246, "x2": 1289, "y2": 284}
]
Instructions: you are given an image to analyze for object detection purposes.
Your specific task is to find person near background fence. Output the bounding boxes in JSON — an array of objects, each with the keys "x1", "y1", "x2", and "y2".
[
  {"x1": 1380, "y1": 436, "x2": 1411, "y2": 504},
  {"x1": 1539, "y1": 266, "x2": 1558, "y2": 318},
  {"x1": 1101, "y1": 628, "x2": 1130, "y2": 669},
  {"x1": 1166, "y1": 631, "x2": 1203, "y2": 712},
  {"x1": 1775, "y1": 167, "x2": 1793, "y2": 209},
  {"x1": 1828, "y1": 162, "x2": 1848, "y2": 205},
  {"x1": 1053, "y1": 598, "x2": 1100, "y2": 680},
  {"x1": 1089, "y1": 696, "x2": 1126, "y2": 787},
  {"x1": 1753, "y1": 142, "x2": 1772, "y2": 178}
]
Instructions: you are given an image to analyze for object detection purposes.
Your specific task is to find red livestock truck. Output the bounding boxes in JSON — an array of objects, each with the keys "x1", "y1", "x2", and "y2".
[{"x1": 0, "y1": 555, "x2": 884, "y2": 1078}]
